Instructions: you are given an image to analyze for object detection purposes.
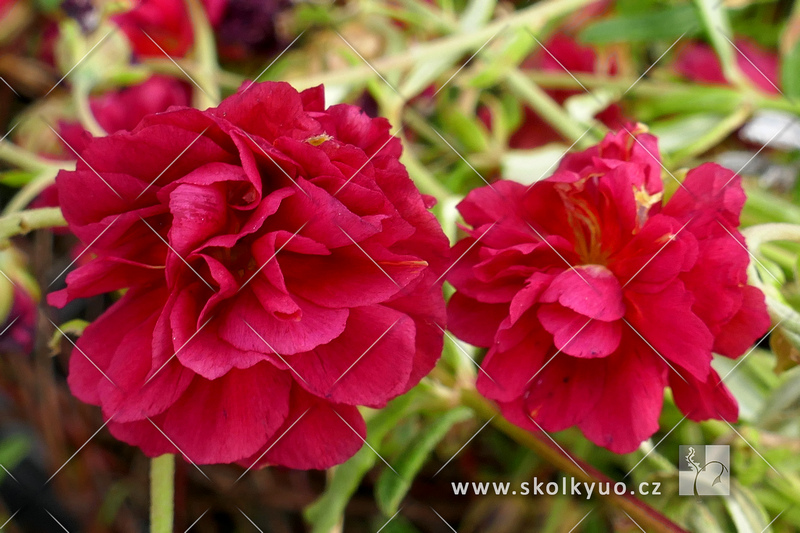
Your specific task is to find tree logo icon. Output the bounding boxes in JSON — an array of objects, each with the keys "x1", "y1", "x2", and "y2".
[{"x1": 678, "y1": 445, "x2": 730, "y2": 496}]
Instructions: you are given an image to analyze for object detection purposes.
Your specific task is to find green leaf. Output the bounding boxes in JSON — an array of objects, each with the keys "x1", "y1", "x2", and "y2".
[
  {"x1": 0, "y1": 435, "x2": 31, "y2": 484},
  {"x1": 781, "y1": 37, "x2": 800, "y2": 98},
  {"x1": 694, "y1": 0, "x2": 743, "y2": 86},
  {"x1": 723, "y1": 483, "x2": 772, "y2": 533},
  {"x1": 0, "y1": 170, "x2": 35, "y2": 187},
  {"x1": 304, "y1": 392, "x2": 420, "y2": 533},
  {"x1": 375, "y1": 407, "x2": 472, "y2": 515},
  {"x1": 580, "y1": 5, "x2": 700, "y2": 44}
]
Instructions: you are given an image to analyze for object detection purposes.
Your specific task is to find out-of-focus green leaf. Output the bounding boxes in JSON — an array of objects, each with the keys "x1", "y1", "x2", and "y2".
[
  {"x1": 0, "y1": 435, "x2": 30, "y2": 484},
  {"x1": 304, "y1": 391, "x2": 420, "y2": 533},
  {"x1": 781, "y1": 38, "x2": 800, "y2": 99},
  {"x1": 723, "y1": 483, "x2": 772, "y2": 533},
  {"x1": 501, "y1": 145, "x2": 567, "y2": 185},
  {"x1": 580, "y1": 5, "x2": 700, "y2": 44},
  {"x1": 0, "y1": 170, "x2": 35, "y2": 187},
  {"x1": 694, "y1": 0, "x2": 743, "y2": 87},
  {"x1": 375, "y1": 407, "x2": 472, "y2": 515},
  {"x1": 440, "y1": 107, "x2": 490, "y2": 153},
  {"x1": 649, "y1": 113, "x2": 725, "y2": 154}
]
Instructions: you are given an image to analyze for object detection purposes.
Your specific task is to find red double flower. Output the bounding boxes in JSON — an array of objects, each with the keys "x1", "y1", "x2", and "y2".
[
  {"x1": 448, "y1": 127, "x2": 770, "y2": 453},
  {"x1": 49, "y1": 82, "x2": 449, "y2": 468}
]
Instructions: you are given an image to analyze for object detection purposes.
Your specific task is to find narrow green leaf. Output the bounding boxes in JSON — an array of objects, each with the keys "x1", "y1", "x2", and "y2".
[
  {"x1": 580, "y1": 5, "x2": 700, "y2": 44},
  {"x1": 304, "y1": 392, "x2": 419, "y2": 533},
  {"x1": 375, "y1": 407, "x2": 472, "y2": 515},
  {"x1": 694, "y1": 0, "x2": 743, "y2": 86},
  {"x1": 781, "y1": 38, "x2": 800, "y2": 98}
]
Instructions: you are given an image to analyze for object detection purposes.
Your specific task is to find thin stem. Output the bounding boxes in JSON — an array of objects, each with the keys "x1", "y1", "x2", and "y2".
[
  {"x1": 461, "y1": 387, "x2": 688, "y2": 533},
  {"x1": 73, "y1": 81, "x2": 107, "y2": 138},
  {"x1": 0, "y1": 207, "x2": 67, "y2": 241},
  {"x1": 0, "y1": 141, "x2": 65, "y2": 173},
  {"x1": 3, "y1": 167, "x2": 61, "y2": 215},
  {"x1": 150, "y1": 454, "x2": 175, "y2": 533}
]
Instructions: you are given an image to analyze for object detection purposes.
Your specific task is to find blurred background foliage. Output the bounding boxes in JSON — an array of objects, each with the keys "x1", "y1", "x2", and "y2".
[{"x1": 3, "y1": 0, "x2": 800, "y2": 531}]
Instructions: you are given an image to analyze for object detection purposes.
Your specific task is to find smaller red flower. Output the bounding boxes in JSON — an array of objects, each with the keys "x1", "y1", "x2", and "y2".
[
  {"x1": 447, "y1": 126, "x2": 770, "y2": 453},
  {"x1": 675, "y1": 38, "x2": 780, "y2": 94},
  {"x1": 114, "y1": 0, "x2": 227, "y2": 57}
]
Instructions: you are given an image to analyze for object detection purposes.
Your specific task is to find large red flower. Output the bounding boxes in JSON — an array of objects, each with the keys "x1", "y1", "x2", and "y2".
[
  {"x1": 48, "y1": 81, "x2": 449, "y2": 468},
  {"x1": 447, "y1": 126, "x2": 770, "y2": 453}
]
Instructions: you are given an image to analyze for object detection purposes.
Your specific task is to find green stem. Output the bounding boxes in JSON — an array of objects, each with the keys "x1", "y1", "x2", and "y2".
[
  {"x1": 150, "y1": 454, "x2": 175, "y2": 533},
  {"x1": 667, "y1": 104, "x2": 753, "y2": 164},
  {"x1": 185, "y1": 0, "x2": 221, "y2": 108},
  {"x1": 3, "y1": 167, "x2": 61, "y2": 215},
  {"x1": 0, "y1": 207, "x2": 66, "y2": 240},
  {"x1": 461, "y1": 387, "x2": 688, "y2": 533},
  {"x1": 0, "y1": 141, "x2": 65, "y2": 173},
  {"x1": 73, "y1": 81, "x2": 107, "y2": 137},
  {"x1": 505, "y1": 69, "x2": 601, "y2": 147}
]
